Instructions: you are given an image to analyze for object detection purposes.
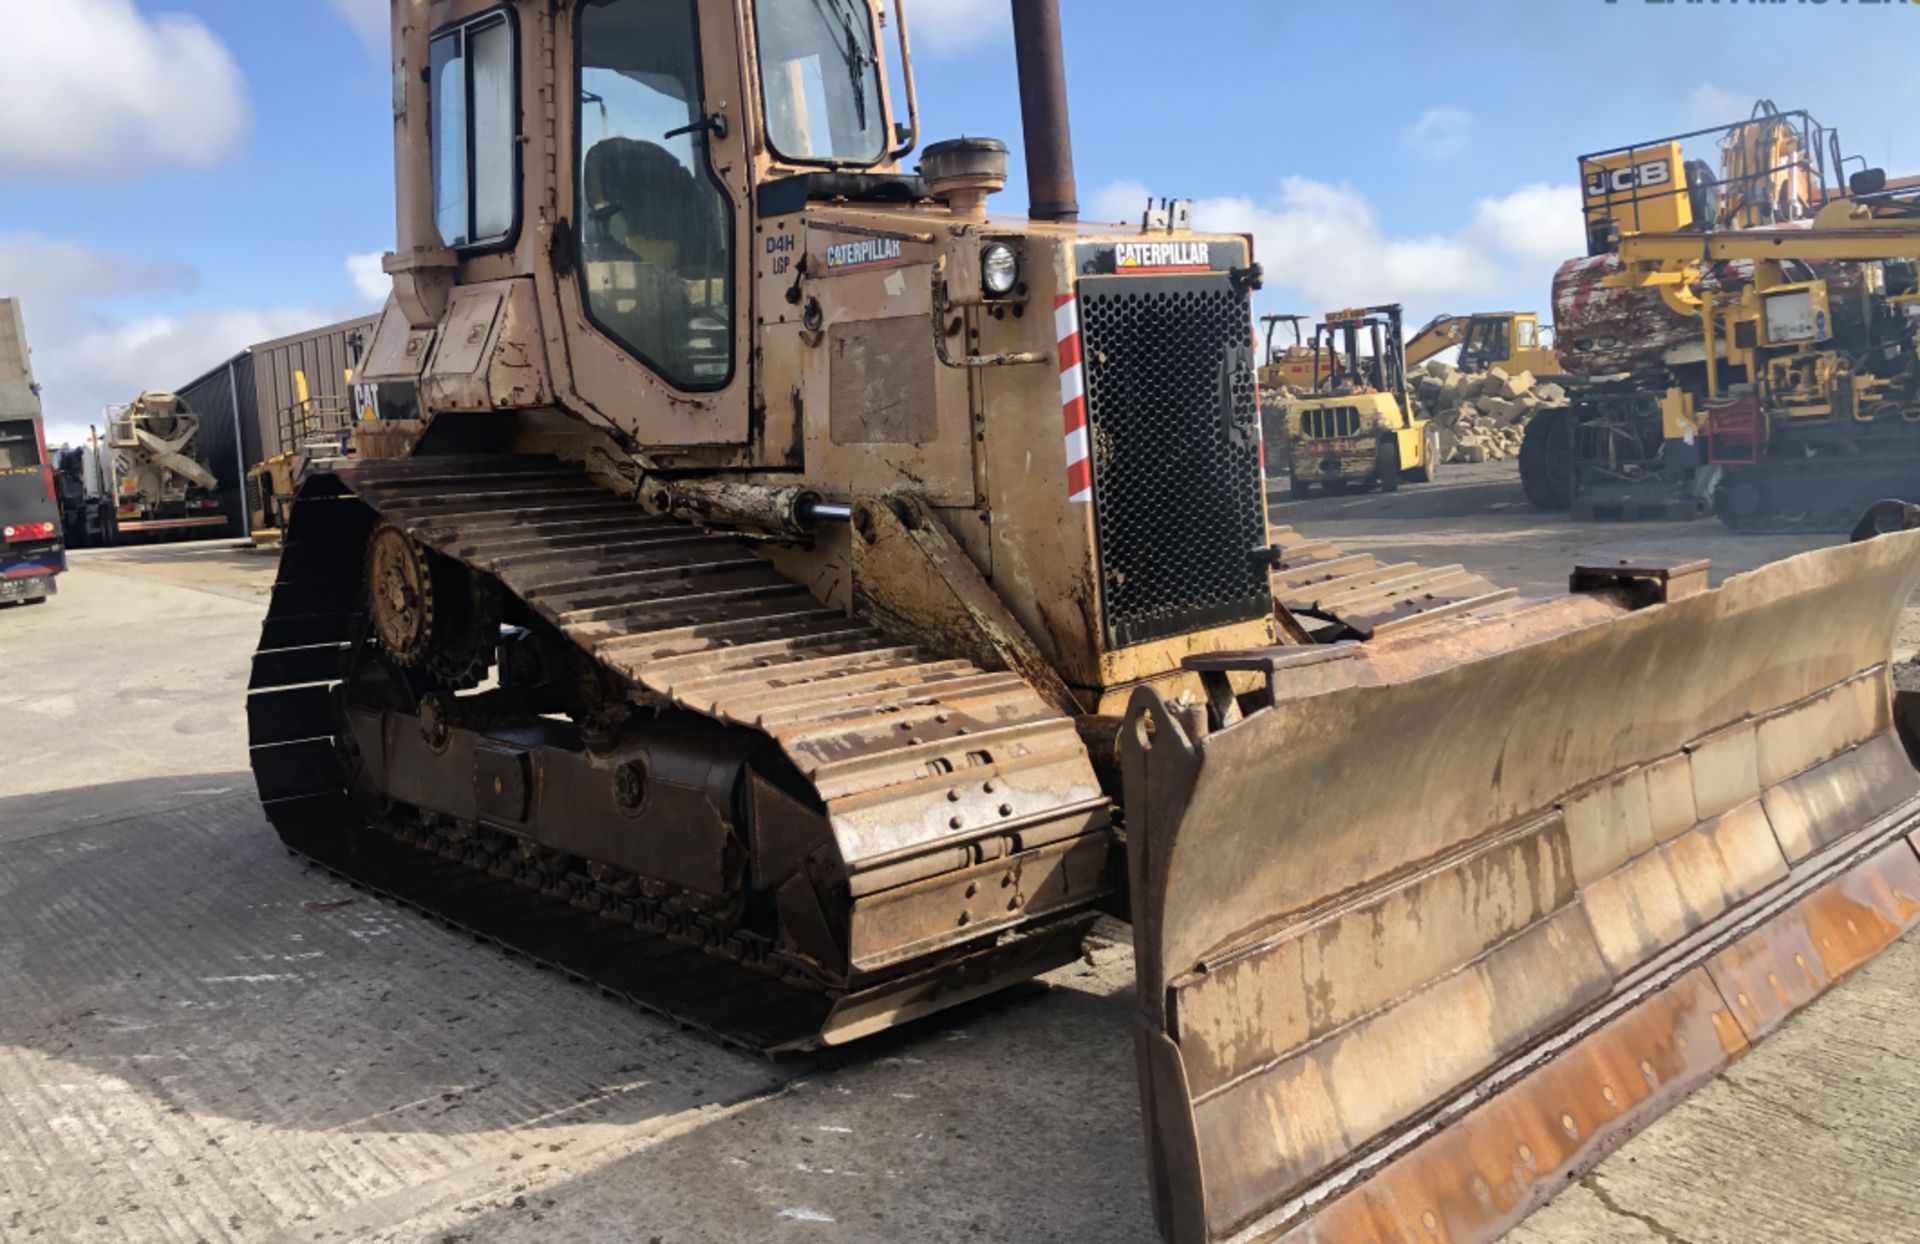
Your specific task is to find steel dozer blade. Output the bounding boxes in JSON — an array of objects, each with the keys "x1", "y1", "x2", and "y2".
[{"x1": 1124, "y1": 528, "x2": 1920, "y2": 1244}]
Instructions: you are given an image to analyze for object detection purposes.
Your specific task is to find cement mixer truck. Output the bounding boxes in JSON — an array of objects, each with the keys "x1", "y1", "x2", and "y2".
[{"x1": 98, "y1": 393, "x2": 230, "y2": 542}]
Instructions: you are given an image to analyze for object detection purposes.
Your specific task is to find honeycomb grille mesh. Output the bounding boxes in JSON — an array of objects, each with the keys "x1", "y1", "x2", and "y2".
[{"x1": 1079, "y1": 275, "x2": 1270, "y2": 649}]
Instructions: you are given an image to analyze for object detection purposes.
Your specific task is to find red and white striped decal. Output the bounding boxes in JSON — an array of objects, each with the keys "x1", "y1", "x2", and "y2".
[{"x1": 1056, "y1": 293, "x2": 1092, "y2": 503}]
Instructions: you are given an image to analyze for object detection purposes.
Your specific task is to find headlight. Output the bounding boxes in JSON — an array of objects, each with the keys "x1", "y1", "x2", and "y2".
[{"x1": 981, "y1": 244, "x2": 1019, "y2": 297}]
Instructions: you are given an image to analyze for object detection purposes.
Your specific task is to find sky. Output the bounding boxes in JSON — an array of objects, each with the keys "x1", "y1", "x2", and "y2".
[{"x1": 5, "y1": 0, "x2": 1919, "y2": 445}]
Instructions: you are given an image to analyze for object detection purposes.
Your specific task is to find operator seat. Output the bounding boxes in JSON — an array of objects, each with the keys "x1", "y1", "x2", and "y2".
[
  {"x1": 581, "y1": 136, "x2": 720, "y2": 268},
  {"x1": 580, "y1": 136, "x2": 729, "y2": 377}
]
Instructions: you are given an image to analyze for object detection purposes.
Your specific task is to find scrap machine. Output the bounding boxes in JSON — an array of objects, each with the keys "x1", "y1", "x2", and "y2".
[{"x1": 1527, "y1": 102, "x2": 1920, "y2": 528}]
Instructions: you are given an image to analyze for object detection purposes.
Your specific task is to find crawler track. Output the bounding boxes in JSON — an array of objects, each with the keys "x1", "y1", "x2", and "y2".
[
  {"x1": 247, "y1": 456, "x2": 1109, "y2": 1054},
  {"x1": 1266, "y1": 524, "x2": 1518, "y2": 637}
]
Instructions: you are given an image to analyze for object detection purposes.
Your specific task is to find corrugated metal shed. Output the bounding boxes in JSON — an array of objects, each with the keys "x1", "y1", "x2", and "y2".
[
  {"x1": 173, "y1": 314, "x2": 380, "y2": 536},
  {"x1": 248, "y1": 316, "x2": 379, "y2": 461},
  {"x1": 175, "y1": 357, "x2": 253, "y2": 536}
]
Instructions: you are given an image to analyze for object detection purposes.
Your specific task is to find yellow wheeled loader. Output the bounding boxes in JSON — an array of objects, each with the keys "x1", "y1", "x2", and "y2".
[
  {"x1": 247, "y1": 376, "x2": 359, "y2": 546},
  {"x1": 246, "y1": 3, "x2": 1920, "y2": 1241}
]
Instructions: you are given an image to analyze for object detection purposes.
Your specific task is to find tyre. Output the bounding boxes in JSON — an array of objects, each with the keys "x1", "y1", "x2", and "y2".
[
  {"x1": 1376, "y1": 442, "x2": 1401, "y2": 493},
  {"x1": 1405, "y1": 425, "x2": 1441, "y2": 484},
  {"x1": 1519, "y1": 407, "x2": 1573, "y2": 511},
  {"x1": 1712, "y1": 466, "x2": 1767, "y2": 531},
  {"x1": 1288, "y1": 476, "x2": 1312, "y2": 500}
]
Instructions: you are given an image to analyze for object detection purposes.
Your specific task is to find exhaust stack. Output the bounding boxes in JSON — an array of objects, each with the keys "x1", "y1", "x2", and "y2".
[{"x1": 1011, "y1": 0, "x2": 1079, "y2": 222}]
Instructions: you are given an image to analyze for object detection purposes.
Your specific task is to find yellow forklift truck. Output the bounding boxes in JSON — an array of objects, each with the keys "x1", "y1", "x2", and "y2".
[{"x1": 1282, "y1": 303, "x2": 1441, "y2": 498}]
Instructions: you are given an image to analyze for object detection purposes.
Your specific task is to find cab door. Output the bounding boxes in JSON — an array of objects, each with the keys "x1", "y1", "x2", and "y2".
[
  {"x1": 550, "y1": 0, "x2": 754, "y2": 449},
  {"x1": 1460, "y1": 316, "x2": 1510, "y2": 373}
]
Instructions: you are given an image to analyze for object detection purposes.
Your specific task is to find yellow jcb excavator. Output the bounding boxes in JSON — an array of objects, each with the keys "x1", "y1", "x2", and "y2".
[
  {"x1": 246, "y1": 5, "x2": 1920, "y2": 1241},
  {"x1": 1405, "y1": 310, "x2": 1560, "y2": 375},
  {"x1": 1530, "y1": 101, "x2": 1920, "y2": 528}
]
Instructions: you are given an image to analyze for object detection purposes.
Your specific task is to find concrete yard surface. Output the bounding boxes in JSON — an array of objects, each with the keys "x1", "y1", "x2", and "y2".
[{"x1": 3, "y1": 480, "x2": 1920, "y2": 1243}]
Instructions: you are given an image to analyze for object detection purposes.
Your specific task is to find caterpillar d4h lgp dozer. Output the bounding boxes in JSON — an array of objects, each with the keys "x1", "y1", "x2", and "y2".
[{"x1": 249, "y1": 3, "x2": 1920, "y2": 1240}]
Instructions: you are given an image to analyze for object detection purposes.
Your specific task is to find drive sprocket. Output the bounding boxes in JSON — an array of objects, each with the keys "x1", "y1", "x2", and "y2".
[{"x1": 366, "y1": 522, "x2": 436, "y2": 666}]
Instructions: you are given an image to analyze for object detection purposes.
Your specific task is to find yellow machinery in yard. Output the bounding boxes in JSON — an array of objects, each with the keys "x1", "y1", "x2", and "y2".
[
  {"x1": 247, "y1": 371, "x2": 360, "y2": 546},
  {"x1": 1405, "y1": 309, "x2": 1560, "y2": 375},
  {"x1": 1596, "y1": 195, "x2": 1920, "y2": 530},
  {"x1": 1281, "y1": 303, "x2": 1442, "y2": 498},
  {"x1": 1258, "y1": 313, "x2": 1324, "y2": 392},
  {"x1": 245, "y1": 6, "x2": 1920, "y2": 1242},
  {"x1": 1528, "y1": 100, "x2": 1920, "y2": 528},
  {"x1": 248, "y1": 368, "x2": 423, "y2": 545}
]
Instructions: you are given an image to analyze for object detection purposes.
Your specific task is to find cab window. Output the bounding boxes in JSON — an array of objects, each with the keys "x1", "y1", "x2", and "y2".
[
  {"x1": 755, "y1": 0, "x2": 887, "y2": 165},
  {"x1": 576, "y1": 0, "x2": 735, "y2": 391},
  {"x1": 430, "y1": 12, "x2": 518, "y2": 248},
  {"x1": 0, "y1": 420, "x2": 40, "y2": 470},
  {"x1": 1465, "y1": 319, "x2": 1508, "y2": 362},
  {"x1": 1516, "y1": 319, "x2": 1539, "y2": 349}
]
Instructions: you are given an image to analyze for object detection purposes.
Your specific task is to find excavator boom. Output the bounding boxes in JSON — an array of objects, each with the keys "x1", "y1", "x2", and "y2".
[
  {"x1": 1405, "y1": 311, "x2": 1558, "y2": 375},
  {"x1": 1404, "y1": 314, "x2": 1470, "y2": 368}
]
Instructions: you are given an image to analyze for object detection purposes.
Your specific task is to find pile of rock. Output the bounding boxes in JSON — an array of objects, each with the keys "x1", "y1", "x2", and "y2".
[{"x1": 1411, "y1": 362, "x2": 1568, "y2": 464}]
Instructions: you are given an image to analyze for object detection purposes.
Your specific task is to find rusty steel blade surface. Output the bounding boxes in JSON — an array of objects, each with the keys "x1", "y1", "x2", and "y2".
[{"x1": 1123, "y1": 529, "x2": 1920, "y2": 1244}]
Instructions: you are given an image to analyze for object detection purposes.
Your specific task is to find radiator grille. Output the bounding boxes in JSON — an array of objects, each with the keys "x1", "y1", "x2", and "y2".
[
  {"x1": 1078, "y1": 275, "x2": 1269, "y2": 649},
  {"x1": 1301, "y1": 405, "x2": 1363, "y2": 440}
]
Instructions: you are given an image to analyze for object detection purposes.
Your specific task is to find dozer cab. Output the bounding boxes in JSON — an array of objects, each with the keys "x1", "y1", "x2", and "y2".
[
  {"x1": 1405, "y1": 310, "x2": 1560, "y2": 376},
  {"x1": 248, "y1": 4, "x2": 1920, "y2": 1241},
  {"x1": 1258, "y1": 313, "x2": 1327, "y2": 392},
  {"x1": 1281, "y1": 304, "x2": 1441, "y2": 498}
]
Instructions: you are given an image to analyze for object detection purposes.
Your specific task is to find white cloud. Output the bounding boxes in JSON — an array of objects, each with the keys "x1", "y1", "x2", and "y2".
[
  {"x1": 327, "y1": 0, "x2": 388, "y2": 56},
  {"x1": 41, "y1": 307, "x2": 341, "y2": 444},
  {"x1": 1405, "y1": 107, "x2": 1472, "y2": 161},
  {"x1": 347, "y1": 252, "x2": 390, "y2": 303},
  {"x1": 1091, "y1": 177, "x2": 1584, "y2": 333},
  {"x1": 0, "y1": 235, "x2": 347, "y2": 446},
  {"x1": 1469, "y1": 183, "x2": 1585, "y2": 264},
  {"x1": 1688, "y1": 85, "x2": 1751, "y2": 129},
  {"x1": 883, "y1": 0, "x2": 1009, "y2": 56},
  {"x1": 0, "y1": 0, "x2": 249, "y2": 178},
  {"x1": 1092, "y1": 179, "x2": 1488, "y2": 312},
  {"x1": 0, "y1": 235, "x2": 194, "y2": 307}
]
